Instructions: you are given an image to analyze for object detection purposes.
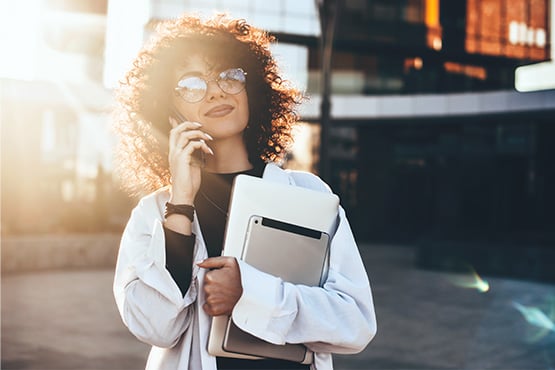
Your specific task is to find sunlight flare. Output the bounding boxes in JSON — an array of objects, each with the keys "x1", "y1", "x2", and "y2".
[{"x1": 447, "y1": 267, "x2": 490, "y2": 293}]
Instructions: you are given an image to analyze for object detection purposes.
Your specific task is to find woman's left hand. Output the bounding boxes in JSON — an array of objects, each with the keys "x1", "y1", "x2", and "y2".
[{"x1": 197, "y1": 257, "x2": 243, "y2": 316}]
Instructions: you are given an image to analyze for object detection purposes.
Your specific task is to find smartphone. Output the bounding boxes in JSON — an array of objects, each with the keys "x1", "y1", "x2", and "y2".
[{"x1": 171, "y1": 106, "x2": 206, "y2": 167}]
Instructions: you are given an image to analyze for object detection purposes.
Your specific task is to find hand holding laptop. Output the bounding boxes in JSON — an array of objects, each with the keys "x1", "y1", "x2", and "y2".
[{"x1": 197, "y1": 257, "x2": 243, "y2": 317}]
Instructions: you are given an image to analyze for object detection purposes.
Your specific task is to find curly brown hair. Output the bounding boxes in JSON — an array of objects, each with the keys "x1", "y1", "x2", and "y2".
[{"x1": 113, "y1": 13, "x2": 304, "y2": 196}]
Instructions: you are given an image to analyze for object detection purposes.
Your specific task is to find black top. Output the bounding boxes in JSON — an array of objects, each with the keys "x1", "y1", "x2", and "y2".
[{"x1": 164, "y1": 161, "x2": 309, "y2": 369}]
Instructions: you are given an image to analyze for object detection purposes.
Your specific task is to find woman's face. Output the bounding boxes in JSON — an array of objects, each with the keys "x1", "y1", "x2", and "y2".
[{"x1": 172, "y1": 55, "x2": 250, "y2": 141}]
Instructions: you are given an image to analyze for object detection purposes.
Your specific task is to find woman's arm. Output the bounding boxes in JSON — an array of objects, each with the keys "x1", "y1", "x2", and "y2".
[
  {"x1": 164, "y1": 227, "x2": 195, "y2": 294},
  {"x1": 231, "y1": 206, "x2": 377, "y2": 354},
  {"x1": 113, "y1": 197, "x2": 199, "y2": 348}
]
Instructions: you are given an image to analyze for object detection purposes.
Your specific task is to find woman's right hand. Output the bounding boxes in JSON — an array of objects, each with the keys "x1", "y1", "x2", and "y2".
[{"x1": 168, "y1": 117, "x2": 214, "y2": 205}]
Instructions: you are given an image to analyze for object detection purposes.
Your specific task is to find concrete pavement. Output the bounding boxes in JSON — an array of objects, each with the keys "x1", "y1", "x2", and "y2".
[{"x1": 2, "y1": 243, "x2": 555, "y2": 369}]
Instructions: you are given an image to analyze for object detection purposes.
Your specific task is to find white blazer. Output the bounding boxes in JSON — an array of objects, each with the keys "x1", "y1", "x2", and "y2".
[{"x1": 113, "y1": 163, "x2": 377, "y2": 370}]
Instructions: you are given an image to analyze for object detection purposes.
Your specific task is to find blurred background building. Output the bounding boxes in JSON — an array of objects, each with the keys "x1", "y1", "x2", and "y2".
[
  {"x1": 1, "y1": 0, "x2": 124, "y2": 234},
  {"x1": 2, "y1": 0, "x2": 554, "y2": 281}
]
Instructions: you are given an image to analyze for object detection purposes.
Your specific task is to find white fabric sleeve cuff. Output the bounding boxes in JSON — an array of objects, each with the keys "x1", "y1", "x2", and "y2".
[{"x1": 231, "y1": 260, "x2": 285, "y2": 345}]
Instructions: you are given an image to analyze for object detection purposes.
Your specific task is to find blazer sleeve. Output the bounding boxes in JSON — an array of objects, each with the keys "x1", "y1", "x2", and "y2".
[
  {"x1": 231, "y1": 173, "x2": 377, "y2": 354},
  {"x1": 113, "y1": 194, "x2": 200, "y2": 349}
]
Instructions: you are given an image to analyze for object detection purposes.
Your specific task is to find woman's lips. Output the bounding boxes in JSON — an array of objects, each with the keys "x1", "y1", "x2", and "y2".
[{"x1": 205, "y1": 104, "x2": 234, "y2": 118}]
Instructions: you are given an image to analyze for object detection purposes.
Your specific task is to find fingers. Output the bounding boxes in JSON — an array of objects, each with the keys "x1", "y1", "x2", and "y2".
[
  {"x1": 169, "y1": 117, "x2": 199, "y2": 133},
  {"x1": 199, "y1": 257, "x2": 243, "y2": 316},
  {"x1": 181, "y1": 140, "x2": 214, "y2": 161},
  {"x1": 174, "y1": 130, "x2": 213, "y2": 152},
  {"x1": 168, "y1": 120, "x2": 214, "y2": 164},
  {"x1": 170, "y1": 121, "x2": 212, "y2": 149},
  {"x1": 197, "y1": 256, "x2": 234, "y2": 269},
  {"x1": 203, "y1": 301, "x2": 230, "y2": 317}
]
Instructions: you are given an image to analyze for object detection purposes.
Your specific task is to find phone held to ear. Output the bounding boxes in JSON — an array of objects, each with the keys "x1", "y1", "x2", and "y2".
[{"x1": 171, "y1": 107, "x2": 206, "y2": 168}]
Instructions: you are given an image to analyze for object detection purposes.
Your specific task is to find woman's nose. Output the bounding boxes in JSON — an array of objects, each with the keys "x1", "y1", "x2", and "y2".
[{"x1": 205, "y1": 80, "x2": 226, "y2": 101}]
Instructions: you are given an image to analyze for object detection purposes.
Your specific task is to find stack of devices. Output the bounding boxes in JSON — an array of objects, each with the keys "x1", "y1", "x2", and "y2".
[{"x1": 207, "y1": 174, "x2": 339, "y2": 364}]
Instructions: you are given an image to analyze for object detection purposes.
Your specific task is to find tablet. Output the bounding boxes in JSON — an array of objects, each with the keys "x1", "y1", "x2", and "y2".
[{"x1": 220, "y1": 215, "x2": 329, "y2": 363}]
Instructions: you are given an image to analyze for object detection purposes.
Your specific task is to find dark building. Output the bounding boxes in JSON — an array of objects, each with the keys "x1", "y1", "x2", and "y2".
[{"x1": 284, "y1": 0, "x2": 555, "y2": 282}]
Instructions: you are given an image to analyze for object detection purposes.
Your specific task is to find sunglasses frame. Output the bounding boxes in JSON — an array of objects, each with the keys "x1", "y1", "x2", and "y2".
[{"x1": 174, "y1": 67, "x2": 247, "y2": 103}]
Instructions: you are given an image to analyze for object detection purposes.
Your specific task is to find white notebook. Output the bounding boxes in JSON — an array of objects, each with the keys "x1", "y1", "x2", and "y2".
[{"x1": 207, "y1": 174, "x2": 339, "y2": 364}]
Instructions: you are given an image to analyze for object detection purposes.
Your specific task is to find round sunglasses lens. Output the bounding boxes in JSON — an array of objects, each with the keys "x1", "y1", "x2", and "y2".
[
  {"x1": 176, "y1": 77, "x2": 207, "y2": 102},
  {"x1": 218, "y1": 68, "x2": 246, "y2": 95}
]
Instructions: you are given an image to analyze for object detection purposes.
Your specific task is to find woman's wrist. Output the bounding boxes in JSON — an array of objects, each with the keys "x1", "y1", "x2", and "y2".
[
  {"x1": 163, "y1": 201, "x2": 195, "y2": 235},
  {"x1": 169, "y1": 186, "x2": 196, "y2": 204},
  {"x1": 165, "y1": 202, "x2": 194, "y2": 221}
]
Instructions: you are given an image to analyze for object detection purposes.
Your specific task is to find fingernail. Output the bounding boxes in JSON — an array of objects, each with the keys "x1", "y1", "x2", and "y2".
[
  {"x1": 204, "y1": 133, "x2": 213, "y2": 140},
  {"x1": 207, "y1": 147, "x2": 214, "y2": 155},
  {"x1": 193, "y1": 122, "x2": 202, "y2": 127}
]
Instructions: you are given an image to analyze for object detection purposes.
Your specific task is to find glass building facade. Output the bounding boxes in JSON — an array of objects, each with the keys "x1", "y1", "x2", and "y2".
[{"x1": 292, "y1": 0, "x2": 554, "y2": 282}]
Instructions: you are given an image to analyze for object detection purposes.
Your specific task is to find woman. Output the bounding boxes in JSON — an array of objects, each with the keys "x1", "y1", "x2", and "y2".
[{"x1": 113, "y1": 14, "x2": 376, "y2": 370}]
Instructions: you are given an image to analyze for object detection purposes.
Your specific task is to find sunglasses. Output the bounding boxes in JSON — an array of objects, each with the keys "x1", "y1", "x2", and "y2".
[{"x1": 174, "y1": 67, "x2": 247, "y2": 103}]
